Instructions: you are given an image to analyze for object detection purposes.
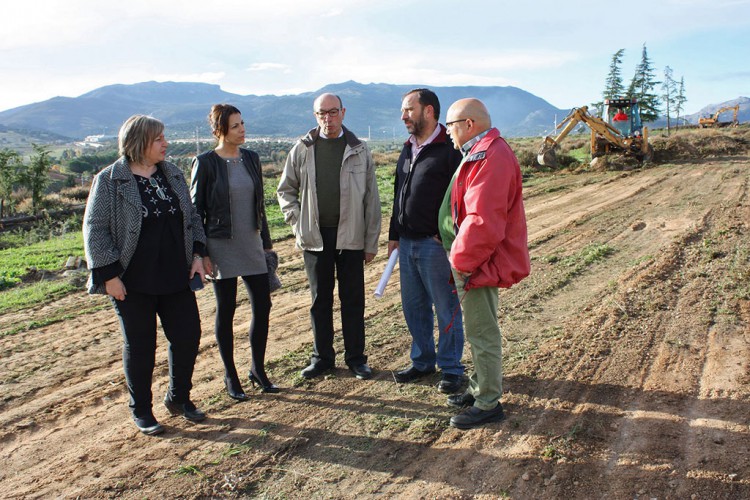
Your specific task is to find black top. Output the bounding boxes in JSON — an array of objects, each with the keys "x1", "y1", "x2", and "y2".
[
  {"x1": 389, "y1": 126, "x2": 463, "y2": 240},
  {"x1": 92, "y1": 166, "x2": 188, "y2": 294}
]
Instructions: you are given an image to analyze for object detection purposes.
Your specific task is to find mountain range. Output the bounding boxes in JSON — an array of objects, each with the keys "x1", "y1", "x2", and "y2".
[
  {"x1": 0, "y1": 81, "x2": 745, "y2": 141},
  {"x1": 0, "y1": 81, "x2": 566, "y2": 140}
]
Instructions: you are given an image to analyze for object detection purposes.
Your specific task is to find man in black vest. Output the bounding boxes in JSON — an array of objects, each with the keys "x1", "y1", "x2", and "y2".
[{"x1": 388, "y1": 88, "x2": 465, "y2": 394}]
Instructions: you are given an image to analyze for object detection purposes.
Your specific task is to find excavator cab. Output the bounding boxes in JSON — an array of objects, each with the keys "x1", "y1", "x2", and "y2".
[{"x1": 603, "y1": 98, "x2": 642, "y2": 138}]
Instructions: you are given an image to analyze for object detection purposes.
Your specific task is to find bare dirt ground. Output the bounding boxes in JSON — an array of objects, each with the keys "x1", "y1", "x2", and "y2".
[{"x1": 2, "y1": 157, "x2": 749, "y2": 499}]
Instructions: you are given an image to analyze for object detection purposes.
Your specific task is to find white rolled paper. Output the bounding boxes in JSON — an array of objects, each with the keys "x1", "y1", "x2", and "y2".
[{"x1": 374, "y1": 248, "x2": 399, "y2": 298}]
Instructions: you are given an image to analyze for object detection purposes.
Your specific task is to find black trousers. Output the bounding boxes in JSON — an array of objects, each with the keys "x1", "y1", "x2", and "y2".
[
  {"x1": 303, "y1": 226, "x2": 367, "y2": 368},
  {"x1": 212, "y1": 273, "x2": 272, "y2": 380},
  {"x1": 111, "y1": 288, "x2": 201, "y2": 419}
]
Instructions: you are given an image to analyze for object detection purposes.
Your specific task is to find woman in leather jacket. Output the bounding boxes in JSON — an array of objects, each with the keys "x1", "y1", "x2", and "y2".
[{"x1": 190, "y1": 104, "x2": 278, "y2": 400}]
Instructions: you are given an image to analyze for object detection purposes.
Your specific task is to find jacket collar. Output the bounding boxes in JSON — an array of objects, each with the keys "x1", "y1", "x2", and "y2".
[
  {"x1": 110, "y1": 156, "x2": 133, "y2": 180},
  {"x1": 302, "y1": 125, "x2": 361, "y2": 148},
  {"x1": 402, "y1": 123, "x2": 451, "y2": 147},
  {"x1": 462, "y1": 127, "x2": 500, "y2": 155},
  {"x1": 109, "y1": 156, "x2": 177, "y2": 181}
]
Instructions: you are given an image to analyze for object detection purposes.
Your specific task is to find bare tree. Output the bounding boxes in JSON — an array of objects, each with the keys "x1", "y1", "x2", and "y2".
[
  {"x1": 661, "y1": 66, "x2": 678, "y2": 135},
  {"x1": 675, "y1": 77, "x2": 688, "y2": 128}
]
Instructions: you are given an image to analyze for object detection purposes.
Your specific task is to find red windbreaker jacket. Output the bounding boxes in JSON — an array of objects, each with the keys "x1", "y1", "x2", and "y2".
[{"x1": 450, "y1": 128, "x2": 530, "y2": 289}]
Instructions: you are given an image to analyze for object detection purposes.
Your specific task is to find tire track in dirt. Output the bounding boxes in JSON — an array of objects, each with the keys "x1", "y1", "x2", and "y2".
[{"x1": 500, "y1": 165, "x2": 750, "y2": 497}]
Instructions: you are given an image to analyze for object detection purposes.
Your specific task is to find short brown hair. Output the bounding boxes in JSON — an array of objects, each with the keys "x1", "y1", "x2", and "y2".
[
  {"x1": 118, "y1": 115, "x2": 164, "y2": 165},
  {"x1": 208, "y1": 104, "x2": 242, "y2": 139},
  {"x1": 404, "y1": 88, "x2": 440, "y2": 120}
]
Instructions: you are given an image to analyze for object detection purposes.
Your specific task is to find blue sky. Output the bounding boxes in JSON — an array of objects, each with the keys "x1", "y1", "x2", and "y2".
[{"x1": 2, "y1": 0, "x2": 748, "y2": 115}]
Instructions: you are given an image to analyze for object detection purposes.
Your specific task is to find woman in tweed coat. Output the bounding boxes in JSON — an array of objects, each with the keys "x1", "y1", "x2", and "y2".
[{"x1": 83, "y1": 115, "x2": 207, "y2": 435}]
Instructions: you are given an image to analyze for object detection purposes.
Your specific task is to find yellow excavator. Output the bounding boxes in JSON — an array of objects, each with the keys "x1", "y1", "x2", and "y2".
[
  {"x1": 698, "y1": 104, "x2": 740, "y2": 128},
  {"x1": 537, "y1": 98, "x2": 652, "y2": 167}
]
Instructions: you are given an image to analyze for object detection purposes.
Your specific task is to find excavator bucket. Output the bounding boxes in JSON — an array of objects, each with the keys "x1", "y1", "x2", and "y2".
[{"x1": 537, "y1": 140, "x2": 558, "y2": 168}]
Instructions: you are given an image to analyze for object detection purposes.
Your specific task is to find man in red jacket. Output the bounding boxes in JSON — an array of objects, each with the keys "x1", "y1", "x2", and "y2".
[{"x1": 438, "y1": 98, "x2": 530, "y2": 429}]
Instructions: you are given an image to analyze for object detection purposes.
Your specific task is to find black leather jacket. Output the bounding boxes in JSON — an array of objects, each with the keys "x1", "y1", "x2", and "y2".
[{"x1": 190, "y1": 148, "x2": 272, "y2": 251}]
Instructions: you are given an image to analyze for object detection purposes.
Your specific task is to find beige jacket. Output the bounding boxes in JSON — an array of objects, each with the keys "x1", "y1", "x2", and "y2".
[{"x1": 277, "y1": 126, "x2": 381, "y2": 255}]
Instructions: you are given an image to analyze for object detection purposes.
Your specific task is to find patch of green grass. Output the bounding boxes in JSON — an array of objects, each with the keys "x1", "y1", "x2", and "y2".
[
  {"x1": 0, "y1": 279, "x2": 82, "y2": 315},
  {"x1": 1, "y1": 302, "x2": 107, "y2": 337},
  {"x1": 407, "y1": 417, "x2": 445, "y2": 438},
  {"x1": 174, "y1": 465, "x2": 203, "y2": 477},
  {"x1": 223, "y1": 441, "x2": 254, "y2": 457},
  {"x1": 0, "y1": 232, "x2": 84, "y2": 288}
]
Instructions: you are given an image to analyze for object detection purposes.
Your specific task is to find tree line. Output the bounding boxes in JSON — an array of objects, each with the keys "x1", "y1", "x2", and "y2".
[{"x1": 597, "y1": 44, "x2": 687, "y2": 132}]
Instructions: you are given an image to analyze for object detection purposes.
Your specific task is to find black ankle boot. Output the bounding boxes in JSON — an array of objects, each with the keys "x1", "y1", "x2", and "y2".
[
  {"x1": 224, "y1": 375, "x2": 249, "y2": 401},
  {"x1": 249, "y1": 370, "x2": 280, "y2": 393}
]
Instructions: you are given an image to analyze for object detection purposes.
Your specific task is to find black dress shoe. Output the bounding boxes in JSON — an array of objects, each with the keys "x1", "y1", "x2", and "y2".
[
  {"x1": 349, "y1": 363, "x2": 373, "y2": 380},
  {"x1": 133, "y1": 415, "x2": 164, "y2": 436},
  {"x1": 394, "y1": 365, "x2": 436, "y2": 383},
  {"x1": 447, "y1": 391, "x2": 475, "y2": 408},
  {"x1": 300, "y1": 363, "x2": 332, "y2": 380},
  {"x1": 438, "y1": 374, "x2": 463, "y2": 394},
  {"x1": 450, "y1": 403, "x2": 505, "y2": 430},
  {"x1": 249, "y1": 370, "x2": 280, "y2": 393},
  {"x1": 163, "y1": 397, "x2": 207, "y2": 422},
  {"x1": 225, "y1": 376, "x2": 250, "y2": 401}
]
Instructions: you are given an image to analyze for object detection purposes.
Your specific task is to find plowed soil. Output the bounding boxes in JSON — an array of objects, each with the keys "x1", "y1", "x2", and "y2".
[{"x1": 2, "y1": 158, "x2": 749, "y2": 499}]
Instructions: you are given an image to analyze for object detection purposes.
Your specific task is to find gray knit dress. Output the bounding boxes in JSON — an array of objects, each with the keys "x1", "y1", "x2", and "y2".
[{"x1": 207, "y1": 158, "x2": 266, "y2": 279}]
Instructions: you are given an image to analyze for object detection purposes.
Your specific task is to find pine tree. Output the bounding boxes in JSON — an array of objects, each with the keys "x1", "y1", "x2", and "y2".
[
  {"x1": 592, "y1": 49, "x2": 626, "y2": 116},
  {"x1": 627, "y1": 44, "x2": 661, "y2": 123},
  {"x1": 604, "y1": 49, "x2": 626, "y2": 100},
  {"x1": 661, "y1": 66, "x2": 678, "y2": 134}
]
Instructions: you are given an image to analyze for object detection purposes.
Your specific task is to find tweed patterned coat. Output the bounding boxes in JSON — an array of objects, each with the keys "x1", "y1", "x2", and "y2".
[{"x1": 83, "y1": 157, "x2": 206, "y2": 295}]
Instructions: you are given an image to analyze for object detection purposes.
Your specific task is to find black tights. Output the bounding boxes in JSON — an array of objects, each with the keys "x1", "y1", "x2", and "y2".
[{"x1": 212, "y1": 273, "x2": 272, "y2": 385}]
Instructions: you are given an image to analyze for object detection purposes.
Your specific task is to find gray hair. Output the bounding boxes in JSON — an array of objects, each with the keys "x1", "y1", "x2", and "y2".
[{"x1": 118, "y1": 115, "x2": 164, "y2": 165}]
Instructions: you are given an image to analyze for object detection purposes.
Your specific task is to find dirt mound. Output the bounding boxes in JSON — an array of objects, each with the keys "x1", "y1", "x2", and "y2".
[{"x1": 652, "y1": 128, "x2": 750, "y2": 161}]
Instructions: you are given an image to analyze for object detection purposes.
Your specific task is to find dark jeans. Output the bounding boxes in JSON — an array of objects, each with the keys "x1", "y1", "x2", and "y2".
[
  {"x1": 303, "y1": 226, "x2": 367, "y2": 368},
  {"x1": 212, "y1": 273, "x2": 272, "y2": 380},
  {"x1": 111, "y1": 288, "x2": 201, "y2": 419}
]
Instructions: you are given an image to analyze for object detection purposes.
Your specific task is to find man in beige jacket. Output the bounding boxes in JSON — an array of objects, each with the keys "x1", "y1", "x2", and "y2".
[{"x1": 277, "y1": 93, "x2": 381, "y2": 380}]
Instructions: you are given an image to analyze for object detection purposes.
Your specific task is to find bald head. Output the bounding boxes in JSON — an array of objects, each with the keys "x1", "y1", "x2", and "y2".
[
  {"x1": 448, "y1": 99, "x2": 491, "y2": 129},
  {"x1": 445, "y1": 98, "x2": 492, "y2": 149}
]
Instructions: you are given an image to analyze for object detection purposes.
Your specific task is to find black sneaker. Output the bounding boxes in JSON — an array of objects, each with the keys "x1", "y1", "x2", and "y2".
[
  {"x1": 449, "y1": 403, "x2": 505, "y2": 430},
  {"x1": 438, "y1": 374, "x2": 463, "y2": 394},
  {"x1": 393, "y1": 366, "x2": 436, "y2": 383},
  {"x1": 163, "y1": 397, "x2": 206, "y2": 422},
  {"x1": 133, "y1": 414, "x2": 164, "y2": 435},
  {"x1": 300, "y1": 363, "x2": 333, "y2": 379},
  {"x1": 447, "y1": 391, "x2": 475, "y2": 408}
]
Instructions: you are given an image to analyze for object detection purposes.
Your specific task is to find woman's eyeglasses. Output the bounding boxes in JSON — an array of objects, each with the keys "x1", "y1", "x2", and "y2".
[{"x1": 148, "y1": 177, "x2": 168, "y2": 201}]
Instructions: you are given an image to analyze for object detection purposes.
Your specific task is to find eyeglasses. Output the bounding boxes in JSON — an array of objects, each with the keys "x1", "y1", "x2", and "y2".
[
  {"x1": 315, "y1": 108, "x2": 341, "y2": 118},
  {"x1": 446, "y1": 118, "x2": 469, "y2": 129},
  {"x1": 148, "y1": 177, "x2": 168, "y2": 201}
]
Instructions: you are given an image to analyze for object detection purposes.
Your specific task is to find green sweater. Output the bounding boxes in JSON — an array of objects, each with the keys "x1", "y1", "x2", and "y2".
[{"x1": 314, "y1": 136, "x2": 346, "y2": 227}]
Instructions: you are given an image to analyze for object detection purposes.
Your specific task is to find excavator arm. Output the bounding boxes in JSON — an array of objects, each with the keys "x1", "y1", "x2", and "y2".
[{"x1": 537, "y1": 106, "x2": 625, "y2": 167}]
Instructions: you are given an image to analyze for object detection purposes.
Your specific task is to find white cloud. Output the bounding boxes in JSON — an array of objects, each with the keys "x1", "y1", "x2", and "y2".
[
  {"x1": 246, "y1": 63, "x2": 292, "y2": 73},
  {"x1": 152, "y1": 72, "x2": 226, "y2": 83}
]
